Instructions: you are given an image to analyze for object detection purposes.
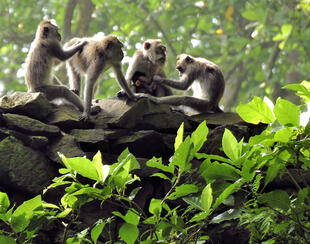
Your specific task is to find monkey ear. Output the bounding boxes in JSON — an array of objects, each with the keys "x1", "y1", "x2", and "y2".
[
  {"x1": 185, "y1": 56, "x2": 193, "y2": 63},
  {"x1": 43, "y1": 27, "x2": 49, "y2": 38},
  {"x1": 144, "y1": 42, "x2": 151, "y2": 50},
  {"x1": 176, "y1": 55, "x2": 180, "y2": 60}
]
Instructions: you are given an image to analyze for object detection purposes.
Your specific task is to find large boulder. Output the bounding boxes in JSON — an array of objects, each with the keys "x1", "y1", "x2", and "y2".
[
  {"x1": 0, "y1": 136, "x2": 56, "y2": 194},
  {"x1": 0, "y1": 92, "x2": 52, "y2": 120}
]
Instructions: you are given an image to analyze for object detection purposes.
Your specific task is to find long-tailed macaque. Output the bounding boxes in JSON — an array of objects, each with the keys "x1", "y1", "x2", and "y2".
[
  {"x1": 147, "y1": 54, "x2": 225, "y2": 113},
  {"x1": 65, "y1": 35, "x2": 137, "y2": 121},
  {"x1": 118, "y1": 39, "x2": 172, "y2": 98},
  {"x1": 25, "y1": 20, "x2": 87, "y2": 112}
]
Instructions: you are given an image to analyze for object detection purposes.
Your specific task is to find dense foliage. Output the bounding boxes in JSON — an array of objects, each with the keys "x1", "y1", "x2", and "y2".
[
  {"x1": 1, "y1": 82, "x2": 310, "y2": 243},
  {"x1": 1, "y1": 0, "x2": 310, "y2": 110}
]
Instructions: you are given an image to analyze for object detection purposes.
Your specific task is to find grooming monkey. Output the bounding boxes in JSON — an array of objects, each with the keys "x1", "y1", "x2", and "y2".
[
  {"x1": 25, "y1": 20, "x2": 87, "y2": 112},
  {"x1": 65, "y1": 35, "x2": 137, "y2": 121},
  {"x1": 148, "y1": 54, "x2": 225, "y2": 113},
  {"x1": 118, "y1": 39, "x2": 172, "y2": 97}
]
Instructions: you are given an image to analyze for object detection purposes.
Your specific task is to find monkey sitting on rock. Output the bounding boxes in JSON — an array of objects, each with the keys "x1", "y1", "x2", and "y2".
[
  {"x1": 25, "y1": 20, "x2": 87, "y2": 113},
  {"x1": 117, "y1": 39, "x2": 172, "y2": 98},
  {"x1": 140, "y1": 54, "x2": 225, "y2": 114},
  {"x1": 65, "y1": 35, "x2": 139, "y2": 121}
]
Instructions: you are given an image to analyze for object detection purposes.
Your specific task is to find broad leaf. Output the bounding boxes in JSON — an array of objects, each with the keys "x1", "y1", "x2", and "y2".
[
  {"x1": 191, "y1": 121, "x2": 208, "y2": 153},
  {"x1": 174, "y1": 122, "x2": 184, "y2": 151},
  {"x1": 11, "y1": 195, "x2": 42, "y2": 232},
  {"x1": 149, "y1": 199, "x2": 162, "y2": 217},
  {"x1": 258, "y1": 190, "x2": 290, "y2": 211},
  {"x1": 167, "y1": 184, "x2": 198, "y2": 200},
  {"x1": 274, "y1": 98, "x2": 300, "y2": 127},
  {"x1": 146, "y1": 157, "x2": 174, "y2": 173},
  {"x1": 91, "y1": 220, "x2": 106, "y2": 244},
  {"x1": 171, "y1": 136, "x2": 192, "y2": 173},
  {"x1": 213, "y1": 179, "x2": 243, "y2": 210},
  {"x1": 183, "y1": 197, "x2": 205, "y2": 211},
  {"x1": 0, "y1": 235, "x2": 16, "y2": 244},
  {"x1": 201, "y1": 184, "x2": 212, "y2": 214},
  {"x1": 60, "y1": 155, "x2": 99, "y2": 181},
  {"x1": 236, "y1": 96, "x2": 275, "y2": 124},
  {"x1": 0, "y1": 192, "x2": 10, "y2": 213},
  {"x1": 222, "y1": 129, "x2": 242, "y2": 163},
  {"x1": 119, "y1": 223, "x2": 139, "y2": 244},
  {"x1": 200, "y1": 161, "x2": 240, "y2": 181},
  {"x1": 210, "y1": 209, "x2": 241, "y2": 224}
]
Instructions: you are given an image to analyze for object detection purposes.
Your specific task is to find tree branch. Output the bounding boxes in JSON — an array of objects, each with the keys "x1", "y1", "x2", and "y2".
[{"x1": 63, "y1": 0, "x2": 78, "y2": 41}]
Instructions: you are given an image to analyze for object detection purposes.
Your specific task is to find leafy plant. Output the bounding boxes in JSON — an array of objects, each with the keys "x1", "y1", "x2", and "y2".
[{"x1": 1, "y1": 82, "x2": 310, "y2": 243}]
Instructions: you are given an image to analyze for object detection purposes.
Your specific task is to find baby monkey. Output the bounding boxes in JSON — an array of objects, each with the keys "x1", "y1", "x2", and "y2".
[
  {"x1": 146, "y1": 54, "x2": 225, "y2": 114},
  {"x1": 25, "y1": 20, "x2": 86, "y2": 112},
  {"x1": 118, "y1": 39, "x2": 172, "y2": 98}
]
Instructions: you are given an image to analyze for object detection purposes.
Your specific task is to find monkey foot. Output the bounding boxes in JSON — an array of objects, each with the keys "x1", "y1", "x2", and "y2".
[
  {"x1": 90, "y1": 105, "x2": 101, "y2": 115},
  {"x1": 116, "y1": 90, "x2": 128, "y2": 99}
]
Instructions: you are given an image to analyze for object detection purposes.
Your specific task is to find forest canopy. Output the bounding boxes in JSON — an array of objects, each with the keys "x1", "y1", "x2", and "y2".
[{"x1": 0, "y1": 0, "x2": 310, "y2": 111}]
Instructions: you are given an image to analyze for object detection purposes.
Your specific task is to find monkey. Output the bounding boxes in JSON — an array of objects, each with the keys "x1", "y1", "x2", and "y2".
[
  {"x1": 24, "y1": 20, "x2": 87, "y2": 112},
  {"x1": 65, "y1": 35, "x2": 138, "y2": 121},
  {"x1": 144, "y1": 54, "x2": 225, "y2": 114},
  {"x1": 117, "y1": 39, "x2": 172, "y2": 98}
]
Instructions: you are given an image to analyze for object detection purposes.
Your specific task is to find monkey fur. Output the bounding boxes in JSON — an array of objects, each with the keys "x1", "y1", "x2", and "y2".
[
  {"x1": 149, "y1": 54, "x2": 225, "y2": 114},
  {"x1": 25, "y1": 20, "x2": 87, "y2": 112},
  {"x1": 118, "y1": 39, "x2": 172, "y2": 98},
  {"x1": 65, "y1": 35, "x2": 137, "y2": 121}
]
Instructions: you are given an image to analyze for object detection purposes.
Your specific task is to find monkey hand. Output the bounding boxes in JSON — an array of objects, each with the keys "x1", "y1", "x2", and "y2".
[
  {"x1": 153, "y1": 75, "x2": 164, "y2": 84},
  {"x1": 79, "y1": 112, "x2": 90, "y2": 122},
  {"x1": 134, "y1": 93, "x2": 150, "y2": 100},
  {"x1": 72, "y1": 40, "x2": 88, "y2": 50}
]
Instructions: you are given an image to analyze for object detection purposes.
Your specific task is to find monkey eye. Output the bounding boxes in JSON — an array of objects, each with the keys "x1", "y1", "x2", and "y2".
[
  {"x1": 106, "y1": 41, "x2": 113, "y2": 49},
  {"x1": 185, "y1": 56, "x2": 193, "y2": 63}
]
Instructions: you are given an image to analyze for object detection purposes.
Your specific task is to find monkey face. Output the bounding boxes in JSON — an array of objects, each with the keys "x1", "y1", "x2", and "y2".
[
  {"x1": 176, "y1": 54, "x2": 194, "y2": 76},
  {"x1": 39, "y1": 20, "x2": 61, "y2": 41},
  {"x1": 105, "y1": 36, "x2": 124, "y2": 62},
  {"x1": 143, "y1": 39, "x2": 166, "y2": 65}
]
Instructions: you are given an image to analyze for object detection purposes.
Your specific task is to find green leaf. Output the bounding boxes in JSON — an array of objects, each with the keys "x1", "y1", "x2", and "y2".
[
  {"x1": 115, "y1": 210, "x2": 140, "y2": 226},
  {"x1": 91, "y1": 220, "x2": 106, "y2": 244},
  {"x1": 60, "y1": 155, "x2": 99, "y2": 181},
  {"x1": 149, "y1": 199, "x2": 162, "y2": 217},
  {"x1": 210, "y1": 209, "x2": 241, "y2": 224},
  {"x1": 201, "y1": 184, "x2": 212, "y2": 214},
  {"x1": 11, "y1": 195, "x2": 42, "y2": 232},
  {"x1": 189, "y1": 211, "x2": 208, "y2": 222},
  {"x1": 146, "y1": 157, "x2": 174, "y2": 173},
  {"x1": 258, "y1": 190, "x2": 290, "y2": 211},
  {"x1": 171, "y1": 136, "x2": 193, "y2": 173},
  {"x1": 274, "y1": 98, "x2": 300, "y2": 127},
  {"x1": 283, "y1": 83, "x2": 309, "y2": 93},
  {"x1": 213, "y1": 179, "x2": 243, "y2": 210},
  {"x1": 200, "y1": 161, "x2": 240, "y2": 181},
  {"x1": 119, "y1": 223, "x2": 139, "y2": 244},
  {"x1": 183, "y1": 197, "x2": 205, "y2": 211},
  {"x1": 151, "y1": 172, "x2": 171, "y2": 181},
  {"x1": 174, "y1": 122, "x2": 184, "y2": 151},
  {"x1": 196, "y1": 153, "x2": 232, "y2": 164},
  {"x1": 167, "y1": 184, "x2": 198, "y2": 200},
  {"x1": 0, "y1": 192, "x2": 10, "y2": 213},
  {"x1": 56, "y1": 208, "x2": 72, "y2": 218},
  {"x1": 191, "y1": 121, "x2": 208, "y2": 153},
  {"x1": 222, "y1": 129, "x2": 242, "y2": 162},
  {"x1": 0, "y1": 235, "x2": 16, "y2": 244},
  {"x1": 274, "y1": 127, "x2": 293, "y2": 142},
  {"x1": 93, "y1": 151, "x2": 104, "y2": 182},
  {"x1": 236, "y1": 96, "x2": 275, "y2": 124},
  {"x1": 241, "y1": 9, "x2": 264, "y2": 21}
]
